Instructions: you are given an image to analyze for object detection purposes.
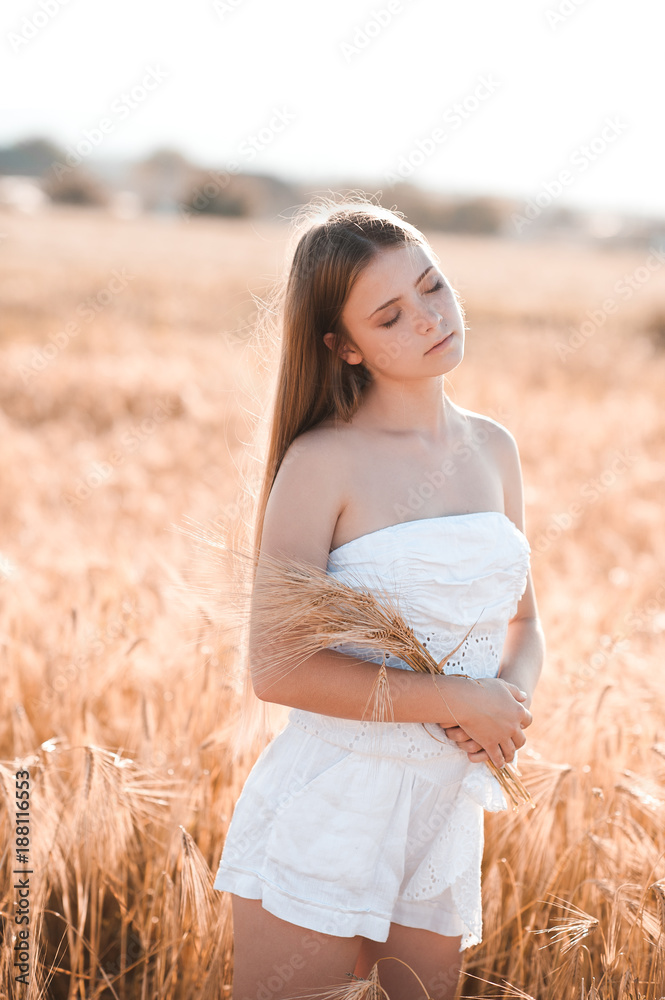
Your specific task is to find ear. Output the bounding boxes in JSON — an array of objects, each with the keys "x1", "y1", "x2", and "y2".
[{"x1": 322, "y1": 332, "x2": 364, "y2": 365}]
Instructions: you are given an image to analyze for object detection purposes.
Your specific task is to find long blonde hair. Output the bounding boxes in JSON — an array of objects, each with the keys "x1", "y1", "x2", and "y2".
[{"x1": 231, "y1": 195, "x2": 435, "y2": 758}]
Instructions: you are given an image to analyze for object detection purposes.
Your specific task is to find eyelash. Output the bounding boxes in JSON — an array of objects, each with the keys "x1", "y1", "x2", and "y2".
[{"x1": 381, "y1": 279, "x2": 445, "y2": 329}]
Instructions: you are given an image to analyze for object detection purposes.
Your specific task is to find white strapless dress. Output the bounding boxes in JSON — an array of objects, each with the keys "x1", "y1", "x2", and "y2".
[{"x1": 213, "y1": 511, "x2": 531, "y2": 951}]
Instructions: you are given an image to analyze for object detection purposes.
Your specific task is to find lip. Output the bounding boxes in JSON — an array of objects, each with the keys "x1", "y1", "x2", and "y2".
[{"x1": 425, "y1": 331, "x2": 455, "y2": 355}]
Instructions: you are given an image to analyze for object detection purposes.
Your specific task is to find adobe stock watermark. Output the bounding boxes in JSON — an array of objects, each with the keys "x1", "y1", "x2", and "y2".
[
  {"x1": 576, "y1": 577, "x2": 665, "y2": 683},
  {"x1": 179, "y1": 106, "x2": 295, "y2": 221},
  {"x1": 384, "y1": 75, "x2": 500, "y2": 184},
  {"x1": 545, "y1": 0, "x2": 592, "y2": 29},
  {"x1": 555, "y1": 246, "x2": 665, "y2": 360},
  {"x1": 8, "y1": 0, "x2": 73, "y2": 52},
  {"x1": 212, "y1": 0, "x2": 248, "y2": 17},
  {"x1": 391, "y1": 408, "x2": 511, "y2": 518},
  {"x1": 61, "y1": 397, "x2": 177, "y2": 509},
  {"x1": 405, "y1": 799, "x2": 451, "y2": 854},
  {"x1": 50, "y1": 67, "x2": 170, "y2": 180},
  {"x1": 531, "y1": 447, "x2": 639, "y2": 555},
  {"x1": 14, "y1": 268, "x2": 135, "y2": 383},
  {"x1": 339, "y1": 0, "x2": 405, "y2": 62},
  {"x1": 511, "y1": 116, "x2": 628, "y2": 234},
  {"x1": 37, "y1": 602, "x2": 139, "y2": 708},
  {"x1": 239, "y1": 930, "x2": 329, "y2": 999}
]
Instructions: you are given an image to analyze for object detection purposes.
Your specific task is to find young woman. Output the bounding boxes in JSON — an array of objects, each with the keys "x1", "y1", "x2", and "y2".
[{"x1": 213, "y1": 200, "x2": 545, "y2": 1000}]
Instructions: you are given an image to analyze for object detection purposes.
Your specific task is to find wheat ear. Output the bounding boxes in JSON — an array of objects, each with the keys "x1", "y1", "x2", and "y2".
[{"x1": 249, "y1": 550, "x2": 534, "y2": 809}]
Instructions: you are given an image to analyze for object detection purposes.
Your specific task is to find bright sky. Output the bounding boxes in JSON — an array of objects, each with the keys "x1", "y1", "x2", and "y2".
[{"x1": 1, "y1": 0, "x2": 661, "y2": 218}]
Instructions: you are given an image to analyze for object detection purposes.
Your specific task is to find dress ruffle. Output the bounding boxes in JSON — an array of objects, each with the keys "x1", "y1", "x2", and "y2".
[{"x1": 400, "y1": 757, "x2": 508, "y2": 949}]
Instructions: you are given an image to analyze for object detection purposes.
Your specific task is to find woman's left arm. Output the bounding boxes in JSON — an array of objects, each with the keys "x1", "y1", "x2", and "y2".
[
  {"x1": 495, "y1": 421, "x2": 546, "y2": 708},
  {"x1": 497, "y1": 614, "x2": 545, "y2": 711},
  {"x1": 444, "y1": 421, "x2": 546, "y2": 756},
  {"x1": 453, "y1": 613, "x2": 544, "y2": 763}
]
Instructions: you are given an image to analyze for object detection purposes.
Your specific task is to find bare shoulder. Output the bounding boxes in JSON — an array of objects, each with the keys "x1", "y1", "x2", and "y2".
[
  {"x1": 452, "y1": 403, "x2": 524, "y2": 528},
  {"x1": 450, "y1": 402, "x2": 515, "y2": 448},
  {"x1": 260, "y1": 421, "x2": 353, "y2": 570}
]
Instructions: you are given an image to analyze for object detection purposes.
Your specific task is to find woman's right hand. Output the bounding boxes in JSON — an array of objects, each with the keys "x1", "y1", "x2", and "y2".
[{"x1": 442, "y1": 677, "x2": 532, "y2": 768}]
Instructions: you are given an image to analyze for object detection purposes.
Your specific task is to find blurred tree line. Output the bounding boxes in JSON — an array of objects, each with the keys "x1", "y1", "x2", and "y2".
[
  {"x1": 1, "y1": 136, "x2": 662, "y2": 249},
  {"x1": 0, "y1": 136, "x2": 517, "y2": 234}
]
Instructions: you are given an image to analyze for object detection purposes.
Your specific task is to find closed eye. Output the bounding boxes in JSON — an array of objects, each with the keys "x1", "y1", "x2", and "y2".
[{"x1": 380, "y1": 278, "x2": 445, "y2": 329}]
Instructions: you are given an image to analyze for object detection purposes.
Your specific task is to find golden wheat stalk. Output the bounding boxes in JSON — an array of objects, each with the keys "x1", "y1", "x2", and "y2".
[
  {"x1": 298, "y1": 956, "x2": 433, "y2": 1000},
  {"x1": 249, "y1": 549, "x2": 533, "y2": 809}
]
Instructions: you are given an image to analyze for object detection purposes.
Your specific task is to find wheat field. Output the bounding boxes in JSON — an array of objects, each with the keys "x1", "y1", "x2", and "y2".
[{"x1": 1, "y1": 203, "x2": 664, "y2": 998}]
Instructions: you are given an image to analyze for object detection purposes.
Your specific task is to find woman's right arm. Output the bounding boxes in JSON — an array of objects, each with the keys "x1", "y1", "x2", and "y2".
[{"x1": 249, "y1": 430, "x2": 530, "y2": 766}]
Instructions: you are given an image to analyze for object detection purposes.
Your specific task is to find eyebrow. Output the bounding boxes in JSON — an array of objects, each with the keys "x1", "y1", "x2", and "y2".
[{"x1": 367, "y1": 266, "x2": 435, "y2": 319}]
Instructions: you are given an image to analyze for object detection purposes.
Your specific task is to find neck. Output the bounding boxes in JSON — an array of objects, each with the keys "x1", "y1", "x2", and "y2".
[{"x1": 355, "y1": 374, "x2": 451, "y2": 442}]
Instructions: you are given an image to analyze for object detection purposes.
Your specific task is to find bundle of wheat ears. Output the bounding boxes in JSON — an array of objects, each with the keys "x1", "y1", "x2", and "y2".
[
  {"x1": 174, "y1": 518, "x2": 532, "y2": 809},
  {"x1": 247, "y1": 547, "x2": 534, "y2": 810}
]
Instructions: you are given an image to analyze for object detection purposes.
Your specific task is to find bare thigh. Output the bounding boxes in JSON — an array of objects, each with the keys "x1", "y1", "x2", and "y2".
[
  {"x1": 354, "y1": 922, "x2": 463, "y2": 1000},
  {"x1": 230, "y1": 895, "x2": 364, "y2": 1000}
]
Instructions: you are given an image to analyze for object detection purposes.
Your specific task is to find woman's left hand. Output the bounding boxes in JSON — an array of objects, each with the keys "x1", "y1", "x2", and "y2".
[
  {"x1": 444, "y1": 677, "x2": 533, "y2": 762},
  {"x1": 442, "y1": 725, "x2": 490, "y2": 762}
]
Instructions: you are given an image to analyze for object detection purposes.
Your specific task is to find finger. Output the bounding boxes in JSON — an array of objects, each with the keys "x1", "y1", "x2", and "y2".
[
  {"x1": 499, "y1": 739, "x2": 517, "y2": 764},
  {"x1": 445, "y1": 726, "x2": 474, "y2": 741},
  {"x1": 519, "y1": 708, "x2": 533, "y2": 729},
  {"x1": 467, "y1": 749, "x2": 490, "y2": 763},
  {"x1": 443, "y1": 726, "x2": 466, "y2": 741},
  {"x1": 487, "y1": 744, "x2": 506, "y2": 768},
  {"x1": 503, "y1": 681, "x2": 527, "y2": 701},
  {"x1": 513, "y1": 729, "x2": 527, "y2": 750},
  {"x1": 458, "y1": 739, "x2": 483, "y2": 753}
]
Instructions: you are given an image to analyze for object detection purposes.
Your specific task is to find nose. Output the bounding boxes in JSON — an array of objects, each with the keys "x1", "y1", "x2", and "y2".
[{"x1": 413, "y1": 298, "x2": 443, "y2": 334}]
